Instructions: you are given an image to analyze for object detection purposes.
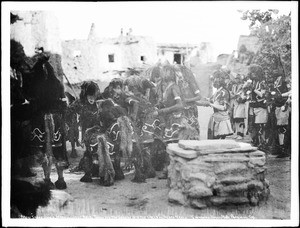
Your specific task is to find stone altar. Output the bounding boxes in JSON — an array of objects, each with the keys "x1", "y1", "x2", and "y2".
[{"x1": 166, "y1": 140, "x2": 270, "y2": 209}]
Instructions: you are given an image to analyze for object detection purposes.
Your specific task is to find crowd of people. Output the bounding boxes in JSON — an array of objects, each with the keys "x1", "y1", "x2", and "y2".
[
  {"x1": 64, "y1": 62, "x2": 291, "y2": 182},
  {"x1": 223, "y1": 64, "x2": 291, "y2": 158},
  {"x1": 66, "y1": 63, "x2": 210, "y2": 181},
  {"x1": 10, "y1": 44, "x2": 292, "y2": 188}
]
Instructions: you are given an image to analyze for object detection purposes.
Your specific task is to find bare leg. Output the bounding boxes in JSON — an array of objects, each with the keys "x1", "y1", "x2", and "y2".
[
  {"x1": 278, "y1": 132, "x2": 285, "y2": 146},
  {"x1": 42, "y1": 153, "x2": 55, "y2": 189},
  {"x1": 141, "y1": 146, "x2": 156, "y2": 178},
  {"x1": 131, "y1": 142, "x2": 146, "y2": 183},
  {"x1": 54, "y1": 160, "x2": 67, "y2": 189},
  {"x1": 71, "y1": 142, "x2": 77, "y2": 158},
  {"x1": 114, "y1": 156, "x2": 125, "y2": 181},
  {"x1": 43, "y1": 114, "x2": 55, "y2": 189},
  {"x1": 70, "y1": 127, "x2": 78, "y2": 158},
  {"x1": 80, "y1": 152, "x2": 93, "y2": 183}
]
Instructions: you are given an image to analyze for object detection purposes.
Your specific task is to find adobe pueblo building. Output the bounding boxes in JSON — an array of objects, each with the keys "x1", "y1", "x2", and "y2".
[{"x1": 62, "y1": 24, "x2": 157, "y2": 86}]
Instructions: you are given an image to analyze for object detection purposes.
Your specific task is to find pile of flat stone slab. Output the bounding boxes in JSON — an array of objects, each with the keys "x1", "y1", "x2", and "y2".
[{"x1": 166, "y1": 139, "x2": 270, "y2": 209}]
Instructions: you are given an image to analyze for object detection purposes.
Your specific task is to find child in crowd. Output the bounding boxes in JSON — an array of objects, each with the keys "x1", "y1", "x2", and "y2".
[{"x1": 208, "y1": 69, "x2": 233, "y2": 139}]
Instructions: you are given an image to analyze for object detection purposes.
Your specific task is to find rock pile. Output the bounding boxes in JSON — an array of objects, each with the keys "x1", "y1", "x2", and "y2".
[{"x1": 167, "y1": 140, "x2": 270, "y2": 209}]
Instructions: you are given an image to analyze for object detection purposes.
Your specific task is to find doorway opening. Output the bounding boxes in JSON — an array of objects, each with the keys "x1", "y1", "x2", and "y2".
[{"x1": 174, "y1": 54, "x2": 182, "y2": 64}]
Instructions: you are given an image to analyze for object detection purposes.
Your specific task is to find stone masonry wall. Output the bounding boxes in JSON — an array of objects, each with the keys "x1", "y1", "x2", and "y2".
[{"x1": 167, "y1": 140, "x2": 270, "y2": 209}]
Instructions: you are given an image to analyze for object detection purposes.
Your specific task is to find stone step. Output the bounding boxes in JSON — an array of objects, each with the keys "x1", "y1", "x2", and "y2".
[
  {"x1": 167, "y1": 143, "x2": 259, "y2": 160},
  {"x1": 167, "y1": 143, "x2": 198, "y2": 159},
  {"x1": 178, "y1": 139, "x2": 240, "y2": 151},
  {"x1": 198, "y1": 146, "x2": 258, "y2": 155},
  {"x1": 200, "y1": 156, "x2": 250, "y2": 163}
]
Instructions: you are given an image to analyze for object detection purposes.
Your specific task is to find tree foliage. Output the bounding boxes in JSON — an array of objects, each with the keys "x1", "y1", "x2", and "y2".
[
  {"x1": 240, "y1": 10, "x2": 291, "y2": 80},
  {"x1": 240, "y1": 9, "x2": 279, "y2": 28}
]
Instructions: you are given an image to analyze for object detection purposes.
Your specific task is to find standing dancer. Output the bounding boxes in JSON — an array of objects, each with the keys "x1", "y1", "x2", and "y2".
[
  {"x1": 152, "y1": 64, "x2": 196, "y2": 179},
  {"x1": 174, "y1": 65, "x2": 206, "y2": 139},
  {"x1": 68, "y1": 81, "x2": 101, "y2": 174}
]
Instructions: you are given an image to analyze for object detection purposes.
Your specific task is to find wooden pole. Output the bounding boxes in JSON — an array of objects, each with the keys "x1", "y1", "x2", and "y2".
[{"x1": 63, "y1": 72, "x2": 78, "y2": 99}]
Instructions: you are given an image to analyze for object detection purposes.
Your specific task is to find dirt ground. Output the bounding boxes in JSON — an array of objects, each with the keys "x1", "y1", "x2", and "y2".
[{"x1": 24, "y1": 135, "x2": 291, "y2": 220}]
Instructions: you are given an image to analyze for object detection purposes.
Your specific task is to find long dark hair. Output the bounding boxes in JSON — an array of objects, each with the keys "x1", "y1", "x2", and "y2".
[
  {"x1": 212, "y1": 69, "x2": 231, "y2": 101},
  {"x1": 79, "y1": 81, "x2": 100, "y2": 102}
]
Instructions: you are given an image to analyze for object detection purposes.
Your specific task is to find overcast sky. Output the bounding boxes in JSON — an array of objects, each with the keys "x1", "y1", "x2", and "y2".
[{"x1": 51, "y1": 1, "x2": 292, "y2": 56}]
